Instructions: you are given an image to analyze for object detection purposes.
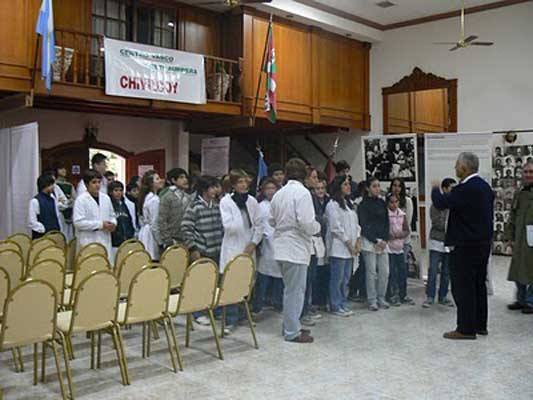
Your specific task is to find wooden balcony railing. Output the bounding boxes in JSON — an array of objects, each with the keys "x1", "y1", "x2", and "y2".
[{"x1": 52, "y1": 29, "x2": 242, "y2": 103}]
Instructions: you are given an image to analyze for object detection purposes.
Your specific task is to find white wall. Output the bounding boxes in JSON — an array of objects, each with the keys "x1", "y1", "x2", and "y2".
[
  {"x1": 0, "y1": 109, "x2": 187, "y2": 172},
  {"x1": 370, "y1": 2, "x2": 533, "y2": 134}
]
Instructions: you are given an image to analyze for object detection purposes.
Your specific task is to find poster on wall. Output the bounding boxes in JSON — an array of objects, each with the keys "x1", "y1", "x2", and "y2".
[
  {"x1": 201, "y1": 137, "x2": 230, "y2": 177},
  {"x1": 492, "y1": 133, "x2": 533, "y2": 256},
  {"x1": 104, "y1": 38, "x2": 206, "y2": 104},
  {"x1": 424, "y1": 132, "x2": 493, "y2": 277},
  {"x1": 362, "y1": 134, "x2": 419, "y2": 197}
]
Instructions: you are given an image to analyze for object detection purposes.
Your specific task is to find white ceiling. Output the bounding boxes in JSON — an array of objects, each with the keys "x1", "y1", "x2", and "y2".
[{"x1": 298, "y1": 0, "x2": 499, "y2": 25}]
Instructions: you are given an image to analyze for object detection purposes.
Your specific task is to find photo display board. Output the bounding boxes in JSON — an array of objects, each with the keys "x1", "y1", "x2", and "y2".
[
  {"x1": 492, "y1": 133, "x2": 533, "y2": 256},
  {"x1": 362, "y1": 134, "x2": 419, "y2": 198}
]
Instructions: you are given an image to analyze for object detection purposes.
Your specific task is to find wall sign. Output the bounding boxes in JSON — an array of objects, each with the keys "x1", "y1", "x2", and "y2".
[
  {"x1": 201, "y1": 137, "x2": 230, "y2": 177},
  {"x1": 104, "y1": 38, "x2": 206, "y2": 104}
]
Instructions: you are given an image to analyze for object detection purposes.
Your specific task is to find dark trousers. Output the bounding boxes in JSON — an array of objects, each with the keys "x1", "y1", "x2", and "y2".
[
  {"x1": 313, "y1": 264, "x2": 330, "y2": 306},
  {"x1": 450, "y1": 244, "x2": 490, "y2": 335},
  {"x1": 388, "y1": 253, "x2": 407, "y2": 301},
  {"x1": 252, "y1": 272, "x2": 284, "y2": 313},
  {"x1": 349, "y1": 257, "x2": 366, "y2": 299}
]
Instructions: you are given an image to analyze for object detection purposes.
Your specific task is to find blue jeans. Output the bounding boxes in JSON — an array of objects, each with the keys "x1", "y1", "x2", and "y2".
[
  {"x1": 388, "y1": 253, "x2": 407, "y2": 301},
  {"x1": 252, "y1": 272, "x2": 284, "y2": 313},
  {"x1": 427, "y1": 250, "x2": 450, "y2": 301},
  {"x1": 329, "y1": 257, "x2": 353, "y2": 312},
  {"x1": 279, "y1": 262, "x2": 308, "y2": 341},
  {"x1": 302, "y1": 256, "x2": 318, "y2": 316},
  {"x1": 516, "y1": 283, "x2": 533, "y2": 307}
]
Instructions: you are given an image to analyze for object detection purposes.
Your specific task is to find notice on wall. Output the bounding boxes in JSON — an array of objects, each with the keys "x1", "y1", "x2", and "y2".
[
  {"x1": 104, "y1": 38, "x2": 206, "y2": 104},
  {"x1": 424, "y1": 132, "x2": 493, "y2": 245},
  {"x1": 138, "y1": 165, "x2": 154, "y2": 177},
  {"x1": 201, "y1": 137, "x2": 230, "y2": 177}
]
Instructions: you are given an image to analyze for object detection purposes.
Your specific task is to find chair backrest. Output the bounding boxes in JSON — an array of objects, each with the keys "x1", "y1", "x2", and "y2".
[
  {"x1": 159, "y1": 244, "x2": 189, "y2": 290},
  {"x1": 117, "y1": 250, "x2": 151, "y2": 298},
  {"x1": 0, "y1": 240, "x2": 23, "y2": 258},
  {"x1": 176, "y1": 258, "x2": 218, "y2": 315},
  {"x1": 27, "y1": 259, "x2": 65, "y2": 304},
  {"x1": 69, "y1": 271, "x2": 119, "y2": 333},
  {"x1": 76, "y1": 242, "x2": 108, "y2": 265},
  {"x1": 123, "y1": 264, "x2": 169, "y2": 324},
  {"x1": 73, "y1": 254, "x2": 111, "y2": 290},
  {"x1": 66, "y1": 238, "x2": 77, "y2": 273},
  {"x1": 0, "y1": 267, "x2": 11, "y2": 316},
  {"x1": 28, "y1": 237, "x2": 56, "y2": 268},
  {"x1": 44, "y1": 230, "x2": 66, "y2": 250},
  {"x1": 0, "y1": 279, "x2": 57, "y2": 349},
  {"x1": 114, "y1": 239, "x2": 144, "y2": 269},
  {"x1": 6, "y1": 234, "x2": 30, "y2": 264},
  {"x1": 217, "y1": 254, "x2": 256, "y2": 307},
  {"x1": 34, "y1": 246, "x2": 66, "y2": 270},
  {"x1": 0, "y1": 250, "x2": 24, "y2": 287}
]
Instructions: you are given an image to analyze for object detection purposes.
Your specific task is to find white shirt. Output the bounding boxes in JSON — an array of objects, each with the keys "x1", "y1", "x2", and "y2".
[
  {"x1": 257, "y1": 200, "x2": 282, "y2": 278},
  {"x1": 325, "y1": 200, "x2": 361, "y2": 259},
  {"x1": 269, "y1": 180, "x2": 320, "y2": 265}
]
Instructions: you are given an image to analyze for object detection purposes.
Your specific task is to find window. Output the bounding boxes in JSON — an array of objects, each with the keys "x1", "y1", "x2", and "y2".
[
  {"x1": 91, "y1": 0, "x2": 175, "y2": 50},
  {"x1": 136, "y1": 7, "x2": 176, "y2": 49}
]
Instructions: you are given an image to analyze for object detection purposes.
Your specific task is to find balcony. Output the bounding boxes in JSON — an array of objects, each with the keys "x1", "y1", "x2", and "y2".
[{"x1": 34, "y1": 29, "x2": 243, "y2": 118}]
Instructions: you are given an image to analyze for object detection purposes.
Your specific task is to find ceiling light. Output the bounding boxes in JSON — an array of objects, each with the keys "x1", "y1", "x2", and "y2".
[
  {"x1": 376, "y1": 1, "x2": 396, "y2": 8},
  {"x1": 100, "y1": 47, "x2": 105, "y2": 52},
  {"x1": 168, "y1": 21, "x2": 175, "y2": 28}
]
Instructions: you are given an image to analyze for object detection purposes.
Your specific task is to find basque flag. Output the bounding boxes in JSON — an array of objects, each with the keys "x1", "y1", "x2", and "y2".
[
  {"x1": 264, "y1": 18, "x2": 277, "y2": 123},
  {"x1": 36, "y1": 0, "x2": 55, "y2": 92}
]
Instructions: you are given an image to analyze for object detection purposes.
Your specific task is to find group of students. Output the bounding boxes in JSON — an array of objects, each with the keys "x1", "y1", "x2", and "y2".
[{"x1": 28, "y1": 153, "x2": 457, "y2": 343}]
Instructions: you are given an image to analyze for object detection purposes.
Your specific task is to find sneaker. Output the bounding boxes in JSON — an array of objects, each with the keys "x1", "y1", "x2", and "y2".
[
  {"x1": 308, "y1": 309, "x2": 323, "y2": 320},
  {"x1": 391, "y1": 299, "x2": 401, "y2": 307},
  {"x1": 223, "y1": 325, "x2": 237, "y2": 335},
  {"x1": 332, "y1": 309, "x2": 352, "y2": 317},
  {"x1": 401, "y1": 296, "x2": 416, "y2": 306},
  {"x1": 301, "y1": 316, "x2": 316, "y2": 326},
  {"x1": 422, "y1": 298, "x2": 434, "y2": 309},
  {"x1": 340, "y1": 308, "x2": 354, "y2": 316},
  {"x1": 195, "y1": 316, "x2": 210, "y2": 326},
  {"x1": 378, "y1": 301, "x2": 390, "y2": 310},
  {"x1": 507, "y1": 302, "x2": 525, "y2": 311},
  {"x1": 368, "y1": 304, "x2": 379, "y2": 312},
  {"x1": 439, "y1": 298, "x2": 454, "y2": 307}
]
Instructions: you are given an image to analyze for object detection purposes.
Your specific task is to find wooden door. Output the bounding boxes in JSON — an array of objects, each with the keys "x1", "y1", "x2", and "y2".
[
  {"x1": 41, "y1": 143, "x2": 90, "y2": 187},
  {"x1": 126, "y1": 150, "x2": 166, "y2": 182}
]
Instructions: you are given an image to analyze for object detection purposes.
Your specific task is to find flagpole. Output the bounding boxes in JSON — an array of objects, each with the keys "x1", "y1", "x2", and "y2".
[{"x1": 251, "y1": 14, "x2": 273, "y2": 127}]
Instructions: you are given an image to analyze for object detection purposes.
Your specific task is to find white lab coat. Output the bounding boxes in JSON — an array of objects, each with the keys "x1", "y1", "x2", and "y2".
[
  {"x1": 53, "y1": 184, "x2": 74, "y2": 241},
  {"x1": 257, "y1": 200, "x2": 281, "y2": 278},
  {"x1": 269, "y1": 180, "x2": 321, "y2": 266},
  {"x1": 138, "y1": 192, "x2": 160, "y2": 260},
  {"x1": 325, "y1": 200, "x2": 361, "y2": 260},
  {"x1": 219, "y1": 194, "x2": 263, "y2": 273},
  {"x1": 73, "y1": 191, "x2": 116, "y2": 259}
]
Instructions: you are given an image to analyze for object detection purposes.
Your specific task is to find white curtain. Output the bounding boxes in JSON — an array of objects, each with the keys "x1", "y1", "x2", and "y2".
[{"x1": 0, "y1": 122, "x2": 39, "y2": 239}]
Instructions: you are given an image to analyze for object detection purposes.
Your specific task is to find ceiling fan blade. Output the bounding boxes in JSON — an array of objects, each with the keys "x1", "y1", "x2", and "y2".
[
  {"x1": 433, "y1": 42, "x2": 458, "y2": 45},
  {"x1": 471, "y1": 41, "x2": 494, "y2": 46},
  {"x1": 239, "y1": 0, "x2": 272, "y2": 4},
  {"x1": 463, "y1": 35, "x2": 479, "y2": 43},
  {"x1": 449, "y1": 45, "x2": 462, "y2": 51},
  {"x1": 196, "y1": 1, "x2": 227, "y2": 5}
]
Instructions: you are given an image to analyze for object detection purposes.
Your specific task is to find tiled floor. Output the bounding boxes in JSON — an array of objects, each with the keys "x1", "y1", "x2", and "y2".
[{"x1": 2, "y1": 256, "x2": 532, "y2": 400}]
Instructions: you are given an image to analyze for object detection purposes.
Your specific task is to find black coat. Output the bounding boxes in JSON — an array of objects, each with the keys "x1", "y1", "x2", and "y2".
[{"x1": 357, "y1": 196, "x2": 390, "y2": 244}]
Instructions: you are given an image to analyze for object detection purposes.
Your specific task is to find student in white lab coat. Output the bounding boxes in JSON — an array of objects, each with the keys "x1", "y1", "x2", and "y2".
[
  {"x1": 73, "y1": 169, "x2": 116, "y2": 259},
  {"x1": 77, "y1": 153, "x2": 109, "y2": 195},
  {"x1": 137, "y1": 170, "x2": 164, "y2": 260},
  {"x1": 219, "y1": 169, "x2": 263, "y2": 334}
]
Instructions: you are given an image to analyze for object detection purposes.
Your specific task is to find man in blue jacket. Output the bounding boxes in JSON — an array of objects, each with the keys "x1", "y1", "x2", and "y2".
[{"x1": 432, "y1": 152, "x2": 494, "y2": 340}]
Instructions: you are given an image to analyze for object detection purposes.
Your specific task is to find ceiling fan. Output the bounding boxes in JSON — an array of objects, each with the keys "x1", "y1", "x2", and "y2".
[
  {"x1": 433, "y1": 0, "x2": 494, "y2": 51},
  {"x1": 196, "y1": 0, "x2": 272, "y2": 8}
]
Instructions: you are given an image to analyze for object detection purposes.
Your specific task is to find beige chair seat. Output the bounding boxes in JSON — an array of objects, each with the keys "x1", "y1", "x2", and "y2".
[
  {"x1": 0, "y1": 322, "x2": 53, "y2": 348},
  {"x1": 56, "y1": 311, "x2": 73, "y2": 332},
  {"x1": 65, "y1": 273, "x2": 73, "y2": 287},
  {"x1": 62, "y1": 289, "x2": 71, "y2": 306}
]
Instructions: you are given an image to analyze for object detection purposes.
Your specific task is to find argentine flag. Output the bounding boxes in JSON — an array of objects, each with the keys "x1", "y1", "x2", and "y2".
[
  {"x1": 257, "y1": 149, "x2": 268, "y2": 193},
  {"x1": 36, "y1": 0, "x2": 55, "y2": 92}
]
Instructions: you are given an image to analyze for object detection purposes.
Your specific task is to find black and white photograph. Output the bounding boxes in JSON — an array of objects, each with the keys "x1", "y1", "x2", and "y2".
[{"x1": 363, "y1": 135, "x2": 417, "y2": 183}]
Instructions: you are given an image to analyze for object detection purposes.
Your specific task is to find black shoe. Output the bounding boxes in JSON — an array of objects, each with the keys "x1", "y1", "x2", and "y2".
[
  {"x1": 476, "y1": 330, "x2": 489, "y2": 336},
  {"x1": 521, "y1": 306, "x2": 533, "y2": 314},
  {"x1": 508, "y1": 302, "x2": 525, "y2": 310}
]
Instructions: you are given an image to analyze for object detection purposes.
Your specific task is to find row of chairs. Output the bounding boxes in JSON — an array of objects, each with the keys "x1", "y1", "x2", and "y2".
[{"x1": 0, "y1": 233, "x2": 258, "y2": 399}]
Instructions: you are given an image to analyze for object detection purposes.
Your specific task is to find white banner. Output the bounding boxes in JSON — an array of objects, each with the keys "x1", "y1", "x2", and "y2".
[
  {"x1": 104, "y1": 38, "x2": 206, "y2": 104},
  {"x1": 201, "y1": 137, "x2": 230, "y2": 177}
]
